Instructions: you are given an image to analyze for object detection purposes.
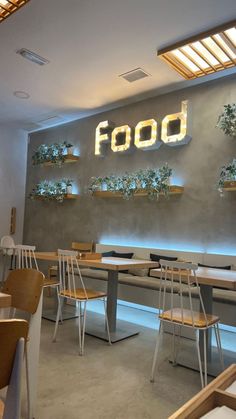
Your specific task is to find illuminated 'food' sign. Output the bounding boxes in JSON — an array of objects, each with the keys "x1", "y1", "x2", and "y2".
[{"x1": 95, "y1": 100, "x2": 191, "y2": 156}]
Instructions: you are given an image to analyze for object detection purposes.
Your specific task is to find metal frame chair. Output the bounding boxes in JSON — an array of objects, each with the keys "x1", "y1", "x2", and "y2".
[
  {"x1": 14, "y1": 243, "x2": 61, "y2": 303},
  {"x1": 150, "y1": 260, "x2": 224, "y2": 388},
  {"x1": 52, "y1": 249, "x2": 111, "y2": 355}
]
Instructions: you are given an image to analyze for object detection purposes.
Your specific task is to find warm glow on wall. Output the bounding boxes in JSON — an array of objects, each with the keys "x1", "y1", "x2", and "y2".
[
  {"x1": 0, "y1": 0, "x2": 30, "y2": 22},
  {"x1": 157, "y1": 20, "x2": 236, "y2": 79}
]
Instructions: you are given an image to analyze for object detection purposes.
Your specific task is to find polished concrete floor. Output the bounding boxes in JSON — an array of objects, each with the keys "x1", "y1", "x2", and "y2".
[{"x1": 34, "y1": 301, "x2": 211, "y2": 419}]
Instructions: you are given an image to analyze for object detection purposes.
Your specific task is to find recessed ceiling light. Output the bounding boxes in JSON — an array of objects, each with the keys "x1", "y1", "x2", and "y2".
[
  {"x1": 157, "y1": 19, "x2": 236, "y2": 79},
  {"x1": 0, "y1": 0, "x2": 30, "y2": 23},
  {"x1": 16, "y1": 48, "x2": 50, "y2": 66},
  {"x1": 14, "y1": 91, "x2": 30, "y2": 99}
]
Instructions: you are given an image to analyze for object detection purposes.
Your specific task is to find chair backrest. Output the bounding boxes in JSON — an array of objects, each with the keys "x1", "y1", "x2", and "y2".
[
  {"x1": 0, "y1": 236, "x2": 15, "y2": 256},
  {"x1": 0, "y1": 319, "x2": 28, "y2": 390},
  {"x1": 159, "y1": 259, "x2": 208, "y2": 327},
  {"x1": 58, "y1": 249, "x2": 87, "y2": 299},
  {"x1": 14, "y1": 244, "x2": 38, "y2": 270},
  {"x1": 3, "y1": 269, "x2": 44, "y2": 315},
  {"x1": 71, "y1": 242, "x2": 94, "y2": 253}
]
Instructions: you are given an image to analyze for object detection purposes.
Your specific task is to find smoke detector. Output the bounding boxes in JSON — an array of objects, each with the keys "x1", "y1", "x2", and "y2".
[{"x1": 119, "y1": 68, "x2": 150, "y2": 83}]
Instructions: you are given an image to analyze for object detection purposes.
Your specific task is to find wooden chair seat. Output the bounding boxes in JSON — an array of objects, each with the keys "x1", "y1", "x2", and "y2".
[
  {"x1": 159, "y1": 308, "x2": 219, "y2": 328},
  {"x1": 60, "y1": 288, "x2": 107, "y2": 300},
  {"x1": 43, "y1": 278, "x2": 59, "y2": 287}
]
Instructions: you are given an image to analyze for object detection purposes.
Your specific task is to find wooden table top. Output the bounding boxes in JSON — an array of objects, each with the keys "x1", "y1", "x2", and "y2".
[
  {"x1": 150, "y1": 267, "x2": 236, "y2": 290},
  {"x1": 35, "y1": 252, "x2": 159, "y2": 271},
  {"x1": 0, "y1": 292, "x2": 12, "y2": 309},
  {"x1": 196, "y1": 267, "x2": 236, "y2": 289}
]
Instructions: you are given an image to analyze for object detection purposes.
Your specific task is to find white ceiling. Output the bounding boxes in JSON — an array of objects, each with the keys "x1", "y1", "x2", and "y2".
[{"x1": 0, "y1": 0, "x2": 236, "y2": 131}]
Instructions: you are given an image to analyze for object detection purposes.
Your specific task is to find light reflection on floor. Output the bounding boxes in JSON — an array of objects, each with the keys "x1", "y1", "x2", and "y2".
[{"x1": 87, "y1": 299, "x2": 236, "y2": 352}]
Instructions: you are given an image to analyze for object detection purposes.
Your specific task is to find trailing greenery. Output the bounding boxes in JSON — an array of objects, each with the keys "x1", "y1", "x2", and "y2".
[
  {"x1": 32, "y1": 141, "x2": 73, "y2": 166},
  {"x1": 218, "y1": 159, "x2": 236, "y2": 190},
  {"x1": 88, "y1": 164, "x2": 173, "y2": 200},
  {"x1": 217, "y1": 104, "x2": 236, "y2": 137},
  {"x1": 29, "y1": 178, "x2": 73, "y2": 202}
]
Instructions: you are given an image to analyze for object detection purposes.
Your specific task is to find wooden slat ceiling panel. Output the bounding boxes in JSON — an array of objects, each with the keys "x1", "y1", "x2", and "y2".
[
  {"x1": 158, "y1": 22, "x2": 236, "y2": 79},
  {"x1": 0, "y1": 0, "x2": 30, "y2": 22}
]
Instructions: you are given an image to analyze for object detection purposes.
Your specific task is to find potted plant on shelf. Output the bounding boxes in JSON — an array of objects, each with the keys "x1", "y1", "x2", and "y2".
[
  {"x1": 217, "y1": 103, "x2": 236, "y2": 137},
  {"x1": 62, "y1": 178, "x2": 73, "y2": 194},
  {"x1": 32, "y1": 141, "x2": 74, "y2": 166},
  {"x1": 218, "y1": 159, "x2": 236, "y2": 192},
  {"x1": 29, "y1": 178, "x2": 74, "y2": 202},
  {"x1": 88, "y1": 164, "x2": 173, "y2": 200}
]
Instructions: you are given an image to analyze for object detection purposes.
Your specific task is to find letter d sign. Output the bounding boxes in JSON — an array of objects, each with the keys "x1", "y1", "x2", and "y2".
[{"x1": 161, "y1": 100, "x2": 191, "y2": 146}]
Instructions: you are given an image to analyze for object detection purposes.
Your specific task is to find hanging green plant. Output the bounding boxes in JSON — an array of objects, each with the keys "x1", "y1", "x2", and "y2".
[
  {"x1": 88, "y1": 164, "x2": 173, "y2": 200},
  {"x1": 32, "y1": 141, "x2": 73, "y2": 166},
  {"x1": 217, "y1": 104, "x2": 236, "y2": 137},
  {"x1": 218, "y1": 159, "x2": 236, "y2": 191},
  {"x1": 29, "y1": 178, "x2": 73, "y2": 202}
]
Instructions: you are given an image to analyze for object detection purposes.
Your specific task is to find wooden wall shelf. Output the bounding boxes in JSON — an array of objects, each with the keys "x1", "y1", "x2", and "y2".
[
  {"x1": 43, "y1": 155, "x2": 79, "y2": 167},
  {"x1": 92, "y1": 186, "x2": 184, "y2": 198},
  {"x1": 34, "y1": 194, "x2": 79, "y2": 201},
  {"x1": 223, "y1": 181, "x2": 236, "y2": 191}
]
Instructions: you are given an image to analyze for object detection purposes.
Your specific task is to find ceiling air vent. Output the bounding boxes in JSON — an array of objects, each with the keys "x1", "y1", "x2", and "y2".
[
  {"x1": 37, "y1": 116, "x2": 62, "y2": 126},
  {"x1": 119, "y1": 68, "x2": 150, "y2": 83},
  {"x1": 16, "y1": 48, "x2": 49, "y2": 66}
]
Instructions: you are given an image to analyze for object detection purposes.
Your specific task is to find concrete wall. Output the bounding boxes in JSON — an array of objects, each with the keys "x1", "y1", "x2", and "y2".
[
  {"x1": 0, "y1": 126, "x2": 28, "y2": 244},
  {"x1": 24, "y1": 75, "x2": 236, "y2": 256}
]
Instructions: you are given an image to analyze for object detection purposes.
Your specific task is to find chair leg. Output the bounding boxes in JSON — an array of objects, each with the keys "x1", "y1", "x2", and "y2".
[
  {"x1": 56, "y1": 286, "x2": 63, "y2": 324},
  {"x1": 150, "y1": 321, "x2": 163, "y2": 383},
  {"x1": 103, "y1": 298, "x2": 111, "y2": 345},
  {"x1": 195, "y1": 330, "x2": 204, "y2": 389},
  {"x1": 78, "y1": 302, "x2": 82, "y2": 355},
  {"x1": 81, "y1": 302, "x2": 87, "y2": 356},
  {"x1": 214, "y1": 324, "x2": 224, "y2": 371},
  {"x1": 172, "y1": 324, "x2": 177, "y2": 365},
  {"x1": 174, "y1": 325, "x2": 182, "y2": 366},
  {"x1": 52, "y1": 297, "x2": 61, "y2": 342},
  {"x1": 25, "y1": 344, "x2": 31, "y2": 419},
  {"x1": 203, "y1": 329, "x2": 208, "y2": 387}
]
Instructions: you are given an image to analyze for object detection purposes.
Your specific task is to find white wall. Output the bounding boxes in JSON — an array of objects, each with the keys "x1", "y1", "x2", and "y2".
[{"x1": 0, "y1": 126, "x2": 28, "y2": 244}]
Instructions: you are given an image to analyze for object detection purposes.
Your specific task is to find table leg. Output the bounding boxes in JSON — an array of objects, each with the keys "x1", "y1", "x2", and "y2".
[
  {"x1": 107, "y1": 270, "x2": 118, "y2": 333},
  {"x1": 85, "y1": 270, "x2": 140, "y2": 343},
  {"x1": 2, "y1": 254, "x2": 7, "y2": 282}
]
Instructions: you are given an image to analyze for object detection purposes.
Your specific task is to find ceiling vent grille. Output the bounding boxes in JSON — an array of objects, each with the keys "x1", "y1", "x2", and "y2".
[
  {"x1": 16, "y1": 48, "x2": 49, "y2": 66},
  {"x1": 37, "y1": 116, "x2": 62, "y2": 126},
  {"x1": 119, "y1": 68, "x2": 150, "y2": 83}
]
